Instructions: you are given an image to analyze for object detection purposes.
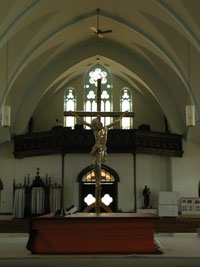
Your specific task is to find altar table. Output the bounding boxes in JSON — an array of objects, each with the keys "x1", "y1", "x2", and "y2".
[{"x1": 27, "y1": 213, "x2": 157, "y2": 254}]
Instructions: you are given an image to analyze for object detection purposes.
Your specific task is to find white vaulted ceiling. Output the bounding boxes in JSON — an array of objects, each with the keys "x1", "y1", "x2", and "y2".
[{"x1": 0, "y1": 0, "x2": 200, "y2": 144}]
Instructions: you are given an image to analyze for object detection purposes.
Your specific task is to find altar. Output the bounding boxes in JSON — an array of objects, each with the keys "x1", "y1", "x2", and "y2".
[{"x1": 27, "y1": 213, "x2": 158, "y2": 254}]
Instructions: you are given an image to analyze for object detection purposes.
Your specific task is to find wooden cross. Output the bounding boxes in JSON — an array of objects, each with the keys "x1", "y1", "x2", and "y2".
[
  {"x1": 64, "y1": 80, "x2": 134, "y2": 118},
  {"x1": 64, "y1": 79, "x2": 134, "y2": 214}
]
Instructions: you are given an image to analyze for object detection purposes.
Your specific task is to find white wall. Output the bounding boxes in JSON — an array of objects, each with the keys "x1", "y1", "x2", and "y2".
[
  {"x1": 106, "y1": 153, "x2": 134, "y2": 212},
  {"x1": 0, "y1": 139, "x2": 200, "y2": 214},
  {"x1": 112, "y1": 76, "x2": 165, "y2": 132},
  {"x1": 33, "y1": 75, "x2": 84, "y2": 133},
  {"x1": 0, "y1": 142, "x2": 62, "y2": 213},
  {"x1": 136, "y1": 154, "x2": 172, "y2": 209},
  {"x1": 1, "y1": 68, "x2": 199, "y2": 215},
  {"x1": 64, "y1": 153, "x2": 134, "y2": 212},
  {"x1": 172, "y1": 140, "x2": 200, "y2": 198},
  {"x1": 13, "y1": 154, "x2": 62, "y2": 186},
  {"x1": 64, "y1": 154, "x2": 92, "y2": 209},
  {"x1": 0, "y1": 142, "x2": 15, "y2": 213}
]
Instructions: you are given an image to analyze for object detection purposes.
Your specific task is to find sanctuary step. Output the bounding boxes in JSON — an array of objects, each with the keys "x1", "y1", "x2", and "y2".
[
  {"x1": 177, "y1": 217, "x2": 200, "y2": 228},
  {"x1": 153, "y1": 217, "x2": 197, "y2": 233},
  {"x1": 0, "y1": 219, "x2": 29, "y2": 233},
  {"x1": 0, "y1": 216, "x2": 199, "y2": 233}
]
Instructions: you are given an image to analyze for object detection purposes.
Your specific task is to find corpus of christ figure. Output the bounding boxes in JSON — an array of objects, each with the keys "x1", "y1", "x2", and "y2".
[
  {"x1": 70, "y1": 111, "x2": 128, "y2": 213},
  {"x1": 65, "y1": 78, "x2": 134, "y2": 214}
]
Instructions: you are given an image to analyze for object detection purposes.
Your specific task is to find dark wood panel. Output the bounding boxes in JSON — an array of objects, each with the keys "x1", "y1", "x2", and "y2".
[{"x1": 13, "y1": 126, "x2": 183, "y2": 158}]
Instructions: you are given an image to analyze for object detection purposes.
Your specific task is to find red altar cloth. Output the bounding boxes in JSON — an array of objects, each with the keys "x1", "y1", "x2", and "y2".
[{"x1": 27, "y1": 213, "x2": 158, "y2": 254}]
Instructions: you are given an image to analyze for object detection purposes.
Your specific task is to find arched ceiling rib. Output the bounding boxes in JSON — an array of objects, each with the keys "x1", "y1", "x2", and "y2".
[
  {"x1": 11, "y1": 40, "x2": 185, "y2": 135},
  {"x1": 154, "y1": 0, "x2": 200, "y2": 49},
  {"x1": 0, "y1": 11, "x2": 191, "y2": 104},
  {"x1": 0, "y1": 0, "x2": 200, "y2": 144},
  {"x1": 7, "y1": 9, "x2": 192, "y2": 90},
  {"x1": 0, "y1": 0, "x2": 42, "y2": 45}
]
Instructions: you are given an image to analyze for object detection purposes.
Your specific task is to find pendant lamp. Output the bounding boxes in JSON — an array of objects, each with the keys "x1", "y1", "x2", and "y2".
[
  {"x1": 186, "y1": 41, "x2": 195, "y2": 127},
  {"x1": 1, "y1": 41, "x2": 11, "y2": 127}
]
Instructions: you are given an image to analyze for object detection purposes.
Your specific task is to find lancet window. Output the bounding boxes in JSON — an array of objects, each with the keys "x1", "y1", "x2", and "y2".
[
  {"x1": 84, "y1": 65, "x2": 112, "y2": 128},
  {"x1": 64, "y1": 88, "x2": 76, "y2": 128},
  {"x1": 120, "y1": 88, "x2": 132, "y2": 129}
]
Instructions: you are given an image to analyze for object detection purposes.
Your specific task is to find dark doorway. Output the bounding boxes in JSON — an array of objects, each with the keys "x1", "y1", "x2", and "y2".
[{"x1": 77, "y1": 164, "x2": 119, "y2": 212}]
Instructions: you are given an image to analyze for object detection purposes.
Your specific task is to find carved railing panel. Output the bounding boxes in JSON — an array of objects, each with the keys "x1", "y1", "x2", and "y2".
[{"x1": 14, "y1": 127, "x2": 183, "y2": 158}]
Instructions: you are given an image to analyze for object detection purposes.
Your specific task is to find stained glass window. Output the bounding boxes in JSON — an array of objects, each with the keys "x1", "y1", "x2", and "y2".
[
  {"x1": 89, "y1": 68, "x2": 107, "y2": 86},
  {"x1": 120, "y1": 88, "x2": 132, "y2": 129},
  {"x1": 64, "y1": 88, "x2": 76, "y2": 128},
  {"x1": 82, "y1": 169, "x2": 115, "y2": 182},
  {"x1": 85, "y1": 65, "x2": 111, "y2": 128}
]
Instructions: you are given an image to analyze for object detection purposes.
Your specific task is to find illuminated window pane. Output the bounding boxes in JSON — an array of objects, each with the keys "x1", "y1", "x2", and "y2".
[
  {"x1": 87, "y1": 90, "x2": 95, "y2": 99},
  {"x1": 105, "y1": 116, "x2": 111, "y2": 125},
  {"x1": 84, "y1": 194, "x2": 95, "y2": 206},
  {"x1": 89, "y1": 68, "x2": 107, "y2": 87},
  {"x1": 67, "y1": 99, "x2": 75, "y2": 110},
  {"x1": 82, "y1": 170, "x2": 115, "y2": 182},
  {"x1": 86, "y1": 100, "x2": 91, "y2": 111},
  {"x1": 102, "y1": 90, "x2": 109, "y2": 99},
  {"x1": 85, "y1": 65, "x2": 112, "y2": 128},
  {"x1": 92, "y1": 100, "x2": 97, "y2": 111},
  {"x1": 101, "y1": 100, "x2": 104, "y2": 111},
  {"x1": 85, "y1": 116, "x2": 91, "y2": 128},
  {"x1": 122, "y1": 99, "x2": 130, "y2": 111},
  {"x1": 66, "y1": 116, "x2": 75, "y2": 127},
  {"x1": 121, "y1": 88, "x2": 132, "y2": 129},
  {"x1": 64, "y1": 88, "x2": 76, "y2": 128},
  {"x1": 122, "y1": 117, "x2": 130, "y2": 129},
  {"x1": 105, "y1": 100, "x2": 110, "y2": 111},
  {"x1": 101, "y1": 194, "x2": 113, "y2": 206}
]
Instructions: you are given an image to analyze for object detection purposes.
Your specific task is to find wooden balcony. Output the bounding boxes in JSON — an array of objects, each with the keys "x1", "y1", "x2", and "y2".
[{"x1": 13, "y1": 126, "x2": 183, "y2": 158}]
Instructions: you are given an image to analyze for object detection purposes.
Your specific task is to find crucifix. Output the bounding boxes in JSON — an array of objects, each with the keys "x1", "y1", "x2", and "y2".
[{"x1": 64, "y1": 79, "x2": 134, "y2": 214}]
